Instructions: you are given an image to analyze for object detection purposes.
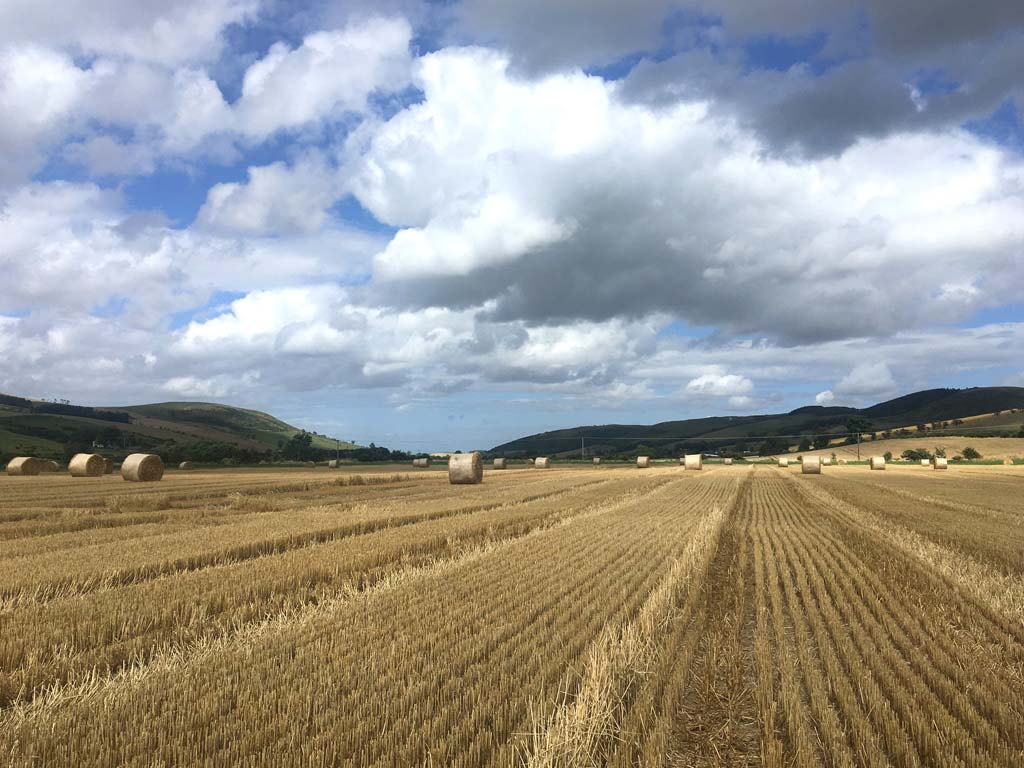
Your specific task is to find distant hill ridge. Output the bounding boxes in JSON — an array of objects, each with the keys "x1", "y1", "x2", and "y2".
[
  {"x1": 0, "y1": 395, "x2": 357, "y2": 461},
  {"x1": 491, "y1": 387, "x2": 1024, "y2": 456}
]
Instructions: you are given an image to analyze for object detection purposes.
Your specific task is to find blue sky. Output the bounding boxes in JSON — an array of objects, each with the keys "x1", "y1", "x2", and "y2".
[{"x1": 0, "y1": 0, "x2": 1022, "y2": 450}]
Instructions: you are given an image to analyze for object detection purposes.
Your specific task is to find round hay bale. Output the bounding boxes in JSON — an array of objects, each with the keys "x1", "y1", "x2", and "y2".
[
  {"x1": 69, "y1": 453, "x2": 105, "y2": 478},
  {"x1": 636, "y1": 456, "x2": 651, "y2": 468},
  {"x1": 870, "y1": 456, "x2": 886, "y2": 470},
  {"x1": 449, "y1": 452, "x2": 483, "y2": 484},
  {"x1": 838, "y1": 458, "x2": 848, "y2": 465},
  {"x1": 920, "y1": 459, "x2": 930, "y2": 467},
  {"x1": 179, "y1": 461, "x2": 194, "y2": 470},
  {"x1": 121, "y1": 453, "x2": 164, "y2": 482},
  {"x1": 103, "y1": 458, "x2": 114, "y2": 474},
  {"x1": 527, "y1": 458, "x2": 535, "y2": 465},
  {"x1": 493, "y1": 458, "x2": 507, "y2": 469},
  {"x1": 821, "y1": 457, "x2": 831, "y2": 466},
  {"x1": 1003, "y1": 458, "x2": 1012, "y2": 466},
  {"x1": 6, "y1": 457, "x2": 42, "y2": 476},
  {"x1": 802, "y1": 456, "x2": 822, "y2": 474},
  {"x1": 724, "y1": 458, "x2": 733, "y2": 465},
  {"x1": 933, "y1": 457, "x2": 948, "y2": 470},
  {"x1": 39, "y1": 459, "x2": 60, "y2": 473},
  {"x1": 327, "y1": 459, "x2": 339, "y2": 469},
  {"x1": 778, "y1": 458, "x2": 789, "y2": 468},
  {"x1": 305, "y1": 461, "x2": 316, "y2": 468},
  {"x1": 534, "y1": 457, "x2": 550, "y2": 469},
  {"x1": 684, "y1": 454, "x2": 703, "y2": 471},
  {"x1": 412, "y1": 457, "x2": 430, "y2": 468},
  {"x1": 592, "y1": 457, "x2": 601, "y2": 465}
]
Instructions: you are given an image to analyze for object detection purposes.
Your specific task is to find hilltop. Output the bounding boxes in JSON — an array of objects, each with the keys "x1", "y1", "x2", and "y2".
[
  {"x1": 0, "y1": 394, "x2": 358, "y2": 462},
  {"x1": 491, "y1": 387, "x2": 1024, "y2": 457}
]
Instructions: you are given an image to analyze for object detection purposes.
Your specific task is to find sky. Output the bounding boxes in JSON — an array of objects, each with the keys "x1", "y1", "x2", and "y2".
[{"x1": 0, "y1": 0, "x2": 1022, "y2": 451}]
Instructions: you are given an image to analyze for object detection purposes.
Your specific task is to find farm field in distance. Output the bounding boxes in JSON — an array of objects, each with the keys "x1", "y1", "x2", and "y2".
[{"x1": 1, "y1": 463, "x2": 1022, "y2": 766}]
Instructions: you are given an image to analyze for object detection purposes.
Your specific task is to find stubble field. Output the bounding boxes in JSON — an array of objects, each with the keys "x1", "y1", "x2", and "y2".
[{"x1": 0, "y1": 463, "x2": 1022, "y2": 766}]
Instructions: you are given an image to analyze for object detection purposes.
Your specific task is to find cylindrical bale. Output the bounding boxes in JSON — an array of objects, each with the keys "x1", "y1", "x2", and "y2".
[
  {"x1": 449, "y1": 452, "x2": 483, "y2": 484},
  {"x1": 179, "y1": 461, "x2": 194, "y2": 470},
  {"x1": 802, "y1": 456, "x2": 822, "y2": 474},
  {"x1": 39, "y1": 459, "x2": 59, "y2": 473},
  {"x1": 778, "y1": 458, "x2": 789, "y2": 468},
  {"x1": 870, "y1": 456, "x2": 886, "y2": 470},
  {"x1": 534, "y1": 457, "x2": 550, "y2": 469},
  {"x1": 636, "y1": 456, "x2": 651, "y2": 468},
  {"x1": 6, "y1": 457, "x2": 42, "y2": 476},
  {"x1": 592, "y1": 457, "x2": 601, "y2": 465},
  {"x1": 724, "y1": 458, "x2": 733, "y2": 465},
  {"x1": 305, "y1": 461, "x2": 316, "y2": 468},
  {"x1": 121, "y1": 453, "x2": 164, "y2": 482},
  {"x1": 527, "y1": 458, "x2": 535, "y2": 465},
  {"x1": 821, "y1": 457, "x2": 831, "y2": 466},
  {"x1": 838, "y1": 459, "x2": 848, "y2": 465},
  {"x1": 412, "y1": 457, "x2": 430, "y2": 468},
  {"x1": 684, "y1": 454, "x2": 703, "y2": 470},
  {"x1": 920, "y1": 459, "x2": 930, "y2": 466},
  {"x1": 493, "y1": 458, "x2": 507, "y2": 469},
  {"x1": 327, "y1": 460, "x2": 339, "y2": 469},
  {"x1": 103, "y1": 458, "x2": 114, "y2": 474},
  {"x1": 69, "y1": 453, "x2": 105, "y2": 478},
  {"x1": 933, "y1": 457, "x2": 948, "y2": 470}
]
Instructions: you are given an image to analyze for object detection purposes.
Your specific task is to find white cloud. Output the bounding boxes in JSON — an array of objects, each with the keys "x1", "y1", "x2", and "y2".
[
  {"x1": 351, "y1": 47, "x2": 1024, "y2": 341},
  {"x1": 685, "y1": 373, "x2": 754, "y2": 396},
  {"x1": 197, "y1": 155, "x2": 340, "y2": 235},
  {"x1": 815, "y1": 389, "x2": 835, "y2": 405},
  {"x1": 0, "y1": 0, "x2": 258, "y2": 65},
  {"x1": 234, "y1": 17, "x2": 413, "y2": 140},
  {"x1": 834, "y1": 361, "x2": 898, "y2": 399}
]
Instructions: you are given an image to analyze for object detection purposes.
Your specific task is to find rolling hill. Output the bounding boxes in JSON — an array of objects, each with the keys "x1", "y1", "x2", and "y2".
[
  {"x1": 491, "y1": 387, "x2": 1024, "y2": 457},
  {"x1": 0, "y1": 394, "x2": 357, "y2": 461}
]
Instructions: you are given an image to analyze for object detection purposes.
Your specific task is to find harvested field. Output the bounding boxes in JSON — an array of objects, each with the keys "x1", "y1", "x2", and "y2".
[{"x1": 0, "y1": 464, "x2": 1022, "y2": 766}]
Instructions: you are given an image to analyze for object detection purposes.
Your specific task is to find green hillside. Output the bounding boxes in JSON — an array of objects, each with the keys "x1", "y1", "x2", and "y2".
[
  {"x1": 491, "y1": 387, "x2": 1024, "y2": 457},
  {"x1": 0, "y1": 394, "x2": 357, "y2": 462}
]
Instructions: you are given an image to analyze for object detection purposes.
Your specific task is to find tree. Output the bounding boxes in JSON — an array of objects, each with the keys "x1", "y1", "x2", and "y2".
[
  {"x1": 813, "y1": 434, "x2": 831, "y2": 450},
  {"x1": 845, "y1": 416, "x2": 873, "y2": 436},
  {"x1": 962, "y1": 446, "x2": 981, "y2": 460},
  {"x1": 902, "y1": 448, "x2": 931, "y2": 461},
  {"x1": 281, "y1": 431, "x2": 314, "y2": 460},
  {"x1": 883, "y1": 451, "x2": 893, "y2": 462},
  {"x1": 798, "y1": 437, "x2": 812, "y2": 452},
  {"x1": 759, "y1": 437, "x2": 790, "y2": 456}
]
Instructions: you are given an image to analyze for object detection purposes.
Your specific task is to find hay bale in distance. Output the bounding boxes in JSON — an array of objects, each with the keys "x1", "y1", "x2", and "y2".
[
  {"x1": 69, "y1": 453, "x2": 105, "y2": 478},
  {"x1": 821, "y1": 457, "x2": 831, "y2": 466},
  {"x1": 39, "y1": 459, "x2": 59, "y2": 473},
  {"x1": 449, "y1": 452, "x2": 483, "y2": 484},
  {"x1": 838, "y1": 458, "x2": 848, "y2": 465},
  {"x1": 103, "y1": 458, "x2": 114, "y2": 474},
  {"x1": 493, "y1": 458, "x2": 507, "y2": 469},
  {"x1": 778, "y1": 458, "x2": 789, "y2": 468},
  {"x1": 179, "y1": 461, "x2": 194, "y2": 470},
  {"x1": 592, "y1": 457, "x2": 601, "y2": 465},
  {"x1": 724, "y1": 458, "x2": 733, "y2": 465},
  {"x1": 802, "y1": 456, "x2": 822, "y2": 474},
  {"x1": 933, "y1": 457, "x2": 948, "y2": 470},
  {"x1": 412, "y1": 458, "x2": 429, "y2": 468},
  {"x1": 684, "y1": 454, "x2": 703, "y2": 471},
  {"x1": 534, "y1": 457, "x2": 550, "y2": 469},
  {"x1": 6, "y1": 457, "x2": 42, "y2": 476},
  {"x1": 920, "y1": 459, "x2": 930, "y2": 467},
  {"x1": 870, "y1": 456, "x2": 886, "y2": 471},
  {"x1": 121, "y1": 453, "x2": 164, "y2": 482},
  {"x1": 636, "y1": 456, "x2": 651, "y2": 468},
  {"x1": 327, "y1": 459, "x2": 339, "y2": 469}
]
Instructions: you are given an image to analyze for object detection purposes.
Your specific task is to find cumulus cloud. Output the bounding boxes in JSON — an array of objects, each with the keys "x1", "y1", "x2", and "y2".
[
  {"x1": 351, "y1": 48, "x2": 1024, "y2": 343},
  {"x1": 685, "y1": 373, "x2": 754, "y2": 396},
  {"x1": 815, "y1": 389, "x2": 835, "y2": 405},
  {"x1": 0, "y1": 0, "x2": 257, "y2": 65},
  {"x1": 197, "y1": 155, "x2": 340, "y2": 235},
  {"x1": 234, "y1": 16, "x2": 414, "y2": 139},
  {"x1": 833, "y1": 361, "x2": 898, "y2": 399}
]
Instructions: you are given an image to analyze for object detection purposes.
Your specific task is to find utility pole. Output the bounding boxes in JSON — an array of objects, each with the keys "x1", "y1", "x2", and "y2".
[
  {"x1": 581, "y1": 437, "x2": 585, "y2": 462},
  {"x1": 857, "y1": 432, "x2": 861, "y2": 460},
  {"x1": 336, "y1": 439, "x2": 340, "y2": 464}
]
